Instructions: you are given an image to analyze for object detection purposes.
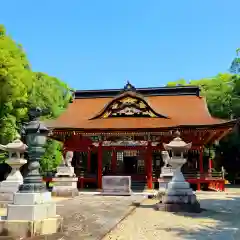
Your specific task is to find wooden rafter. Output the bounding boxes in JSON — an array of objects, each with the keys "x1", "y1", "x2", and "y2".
[
  {"x1": 213, "y1": 128, "x2": 232, "y2": 143},
  {"x1": 198, "y1": 130, "x2": 209, "y2": 145},
  {"x1": 50, "y1": 126, "x2": 235, "y2": 146},
  {"x1": 204, "y1": 131, "x2": 217, "y2": 145}
]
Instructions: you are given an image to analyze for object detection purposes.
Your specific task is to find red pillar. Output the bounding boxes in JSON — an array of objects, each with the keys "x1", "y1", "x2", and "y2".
[
  {"x1": 199, "y1": 147, "x2": 204, "y2": 174},
  {"x1": 146, "y1": 142, "x2": 153, "y2": 189},
  {"x1": 111, "y1": 148, "x2": 117, "y2": 173},
  {"x1": 87, "y1": 148, "x2": 91, "y2": 172},
  {"x1": 97, "y1": 142, "x2": 103, "y2": 189}
]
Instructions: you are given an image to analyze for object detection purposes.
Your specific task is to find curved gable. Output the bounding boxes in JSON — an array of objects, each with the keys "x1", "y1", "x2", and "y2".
[{"x1": 90, "y1": 91, "x2": 169, "y2": 119}]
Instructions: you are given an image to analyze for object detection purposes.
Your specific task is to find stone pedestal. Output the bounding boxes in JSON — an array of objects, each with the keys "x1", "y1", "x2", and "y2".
[
  {"x1": 52, "y1": 177, "x2": 79, "y2": 197},
  {"x1": 156, "y1": 166, "x2": 201, "y2": 213},
  {"x1": 158, "y1": 166, "x2": 173, "y2": 192},
  {"x1": 102, "y1": 176, "x2": 132, "y2": 196},
  {"x1": 52, "y1": 165, "x2": 78, "y2": 197},
  {"x1": 0, "y1": 158, "x2": 27, "y2": 204},
  {"x1": 7, "y1": 192, "x2": 56, "y2": 220},
  {"x1": 55, "y1": 166, "x2": 75, "y2": 177},
  {"x1": 0, "y1": 191, "x2": 63, "y2": 238}
]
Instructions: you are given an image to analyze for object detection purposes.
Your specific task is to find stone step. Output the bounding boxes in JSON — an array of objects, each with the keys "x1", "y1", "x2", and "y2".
[{"x1": 131, "y1": 181, "x2": 148, "y2": 191}]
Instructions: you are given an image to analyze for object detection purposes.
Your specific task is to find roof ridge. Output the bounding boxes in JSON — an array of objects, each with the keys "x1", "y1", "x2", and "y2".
[{"x1": 75, "y1": 85, "x2": 200, "y2": 99}]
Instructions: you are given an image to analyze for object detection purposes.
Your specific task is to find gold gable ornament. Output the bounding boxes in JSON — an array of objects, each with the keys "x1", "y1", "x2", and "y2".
[
  {"x1": 121, "y1": 97, "x2": 137, "y2": 104},
  {"x1": 139, "y1": 102, "x2": 146, "y2": 109},
  {"x1": 90, "y1": 83, "x2": 169, "y2": 120},
  {"x1": 103, "y1": 111, "x2": 111, "y2": 118}
]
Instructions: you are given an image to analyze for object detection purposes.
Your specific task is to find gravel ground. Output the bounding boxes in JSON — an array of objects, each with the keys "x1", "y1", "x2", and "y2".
[
  {"x1": 28, "y1": 195, "x2": 145, "y2": 240},
  {"x1": 103, "y1": 193, "x2": 240, "y2": 240}
]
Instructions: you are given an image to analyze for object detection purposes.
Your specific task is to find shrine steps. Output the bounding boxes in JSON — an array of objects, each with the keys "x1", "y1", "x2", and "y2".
[{"x1": 131, "y1": 181, "x2": 148, "y2": 191}]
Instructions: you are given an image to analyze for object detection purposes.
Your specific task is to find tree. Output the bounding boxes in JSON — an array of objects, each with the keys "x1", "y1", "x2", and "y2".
[
  {"x1": 40, "y1": 139, "x2": 63, "y2": 174},
  {"x1": 0, "y1": 24, "x2": 31, "y2": 143},
  {"x1": 167, "y1": 73, "x2": 235, "y2": 119},
  {"x1": 167, "y1": 78, "x2": 187, "y2": 86},
  {"x1": 229, "y1": 48, "x2": 240, "y2": 74},
  {"x1": 28, "y1": 72, "x2": 72, "y2": 119},
  {"x1": 0, "y1": 25, "x2": 72, "y2": 172},
  {"x1": 166, "y1": 71, "x2": 240, "y2": 180}
]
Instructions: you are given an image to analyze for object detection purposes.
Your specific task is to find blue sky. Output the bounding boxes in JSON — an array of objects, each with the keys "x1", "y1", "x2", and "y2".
[{"x1": 1, "y1": 0, "x2": 239, "y2": 90}]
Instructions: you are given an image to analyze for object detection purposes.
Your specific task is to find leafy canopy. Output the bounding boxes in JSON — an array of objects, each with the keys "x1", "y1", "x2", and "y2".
[
  {"x1": 0, "y1": 25, "x2": 72, "y2": 171},
  {"x1": 166, "y1": 60, "x2": 240, "y2": 178}
]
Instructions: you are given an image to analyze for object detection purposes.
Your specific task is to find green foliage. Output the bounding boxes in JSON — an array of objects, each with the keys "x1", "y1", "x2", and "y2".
[
  {"x1": 0, "y1": 24, "x2": 31, "y2": 143},
  {"x1": 0, "y1": 25, "x2": 72, "y2": 172},
  {"x1": 40, "y1": 139, "x2": 63, "y2": 173},
  {"x1": 166, "y1": 65, "x2": 240, "y2": 178},
  {"x1": 0, "y1": 151, "x2": 7, "y2": 163},
  {"x1": 230, "y1": 48, "x2": 240, "y2": 74},
  {"x1": 29, "y1": 72, "x2": 72, "y2": 119},
  {"x1": 167, "y1": 73, "x2": 237, "y2": 119},
  {"x1": 167, "y1": 78, "x2": 187, "y2": 86}
]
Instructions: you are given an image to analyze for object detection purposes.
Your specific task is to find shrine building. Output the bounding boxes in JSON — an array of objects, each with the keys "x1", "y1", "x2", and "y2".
[{"x1": 48, "y1": 82, "x2": 236, "y2": 191}]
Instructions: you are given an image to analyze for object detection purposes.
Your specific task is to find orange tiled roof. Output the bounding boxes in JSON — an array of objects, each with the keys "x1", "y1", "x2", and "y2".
[{"x1": 49, "y1": 85, "x2": 235, "y2": 130}]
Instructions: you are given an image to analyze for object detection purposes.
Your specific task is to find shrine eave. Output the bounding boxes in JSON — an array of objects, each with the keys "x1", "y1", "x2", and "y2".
[{"x1": 49, "y1": 119, "x2": 236, "y2": 133}]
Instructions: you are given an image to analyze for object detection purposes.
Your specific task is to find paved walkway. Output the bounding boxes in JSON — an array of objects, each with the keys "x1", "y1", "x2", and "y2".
[
  {"x1": 29, "y1": 195, "x2": 144, "y2": 240},
  {"x1": 5, "y1": 188, "x2": 240, "y2": 239},
  {"x1": 103, "y1": 192, "x2": 240, "y2": 240}
]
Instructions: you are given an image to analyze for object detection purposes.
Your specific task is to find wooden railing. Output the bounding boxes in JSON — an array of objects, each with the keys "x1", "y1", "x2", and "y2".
[
  {"x1": 184, "y1": 172, "x2": 224, "y2": 180},
  {"x1": 153, "y1": 169, "x2": 224, "y2": 180}
]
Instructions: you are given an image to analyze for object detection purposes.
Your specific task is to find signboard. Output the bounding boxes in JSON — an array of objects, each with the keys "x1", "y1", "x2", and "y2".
[{"x1": 102, "y1": 176, "x2": 132, "y2": 196}]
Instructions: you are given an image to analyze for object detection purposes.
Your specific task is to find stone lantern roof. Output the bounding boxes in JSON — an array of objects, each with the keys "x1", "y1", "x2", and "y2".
[{"x1": 163, "y1": 131, "x2": 192, "y2": 151}]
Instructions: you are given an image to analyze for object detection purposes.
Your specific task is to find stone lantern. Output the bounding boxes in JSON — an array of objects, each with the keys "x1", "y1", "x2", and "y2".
[
  {"x1": 0, "y1": 133, "x2": 27, "y2": 203},
  {"x1": 18, "y1": 107, "x2": 49, "y2": 192},
  {"x1": 6, "y1": 107, "x2": 63, "y2": 238},
  {"x1": 156, "y1": 131, "x2": 201, "y2": 213}
]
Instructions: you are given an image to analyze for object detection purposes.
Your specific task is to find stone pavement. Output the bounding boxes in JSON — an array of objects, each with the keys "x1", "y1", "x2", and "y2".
[
  {"x1": 27, "y1": 195, "x2": 144, "y2": 240},
  {"x1": 3, "y1": 189, "x2": 240, "y2": 239},
  {"x1": 103, "y1": 192, "x2": 240, "y2": 240}
]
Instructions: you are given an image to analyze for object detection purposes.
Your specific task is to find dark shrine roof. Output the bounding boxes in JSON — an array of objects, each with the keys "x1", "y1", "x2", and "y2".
[{"x1": 74, "y1": 85, "x2": 200, "y2": 99}]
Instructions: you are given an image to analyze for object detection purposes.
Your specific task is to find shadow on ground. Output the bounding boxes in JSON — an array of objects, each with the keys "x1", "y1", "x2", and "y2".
[{"x1": 135, "y1": 195, "x2": 240, "y2": 239}]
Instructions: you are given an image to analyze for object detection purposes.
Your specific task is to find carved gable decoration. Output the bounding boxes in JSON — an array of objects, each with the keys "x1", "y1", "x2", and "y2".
[{"x1": 90, "y1": 94, "x2": 168, "y2": 119}]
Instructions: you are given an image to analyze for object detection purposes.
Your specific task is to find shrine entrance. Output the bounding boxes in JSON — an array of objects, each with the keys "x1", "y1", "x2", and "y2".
[{"x1": 123, "y1": 156, "x2": 137, "y2": 174}]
